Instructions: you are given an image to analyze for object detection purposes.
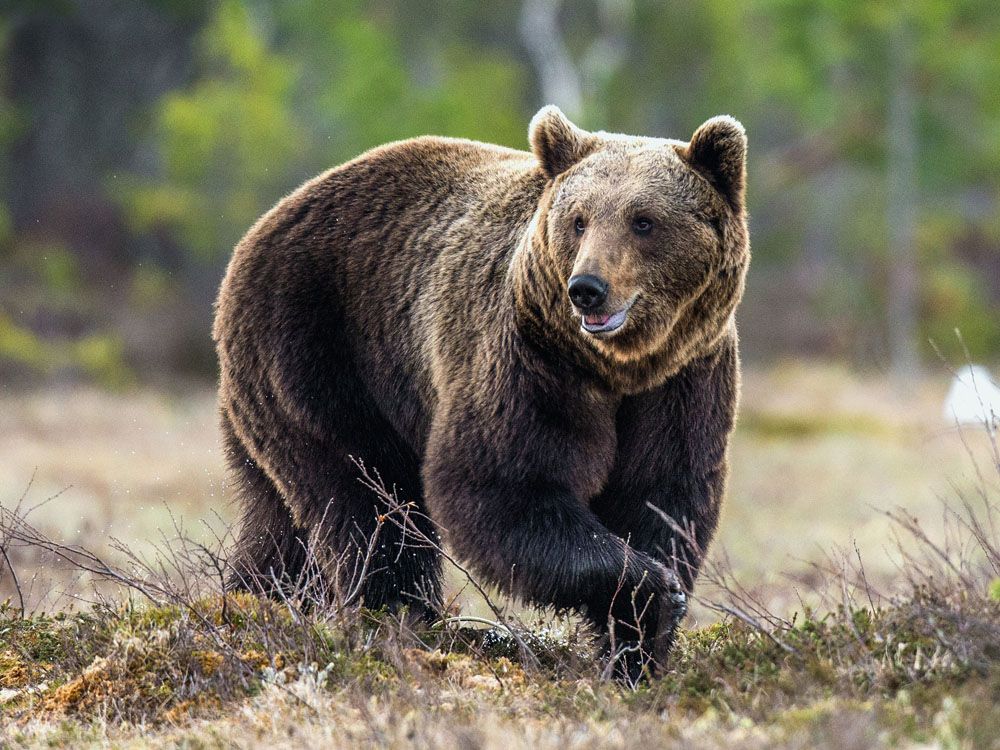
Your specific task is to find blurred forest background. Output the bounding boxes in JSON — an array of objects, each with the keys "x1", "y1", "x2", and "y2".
[{"x1": 1, "y1": 0, "x2": 999, "y2": 387}]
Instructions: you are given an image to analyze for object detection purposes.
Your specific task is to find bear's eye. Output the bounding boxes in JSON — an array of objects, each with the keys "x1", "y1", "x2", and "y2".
[
  {"x1": 632, "y1": 217, "x2": 654, "y2": 236},
  {"x1": 573, "y1": 216, "x2": 586, "y2": 235}
]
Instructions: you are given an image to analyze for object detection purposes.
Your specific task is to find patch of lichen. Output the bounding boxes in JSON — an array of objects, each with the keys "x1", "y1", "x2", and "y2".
[
  {"x1": 425, "y1": 624, "x2": 588, "y2": 679},
  {"x1": 0, "y1": 650, "x2": 31, "y2": 689},
  {"x1": 0, "y1": 609, "x2": 86, "y2": 691},
  {"x1": 0, "y1": 595, "x2": 405, "y2": 723}
]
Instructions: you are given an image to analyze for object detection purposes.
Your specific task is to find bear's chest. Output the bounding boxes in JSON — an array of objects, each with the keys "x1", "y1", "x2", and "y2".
[{"x1": 549, "y1": 384, "x2": 620, "y2": 503}]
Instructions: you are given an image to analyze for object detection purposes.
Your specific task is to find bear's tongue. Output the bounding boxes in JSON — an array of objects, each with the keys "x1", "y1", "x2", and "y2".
[{"x1": 584, "y1": 313, "x2": 611, "y2": 326}]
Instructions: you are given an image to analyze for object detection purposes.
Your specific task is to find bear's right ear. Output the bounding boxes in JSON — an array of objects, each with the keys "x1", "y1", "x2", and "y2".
[
  {"x1": 529, "y1": 105, "x2": 596, "y2": 179},
  {"x1": 677, "y1": 115, "x2": 747, "y2": 209}
]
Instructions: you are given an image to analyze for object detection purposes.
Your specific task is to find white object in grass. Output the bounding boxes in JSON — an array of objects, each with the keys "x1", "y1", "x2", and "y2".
[{"x1": 943, "y1": 364, "x2": 1000, "y2": 429}]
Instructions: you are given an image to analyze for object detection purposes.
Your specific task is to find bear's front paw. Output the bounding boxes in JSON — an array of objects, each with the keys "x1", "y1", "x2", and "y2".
[
  {"x1": 652, "y1": 582, "x2": 688, "y2": 668},
  {"x1": 600, "y1": 565, "x2": 687, "y2": 686}
]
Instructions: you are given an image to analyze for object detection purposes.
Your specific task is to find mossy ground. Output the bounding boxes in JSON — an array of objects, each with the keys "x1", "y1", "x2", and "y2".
[
  {"x1": 1, "y1": 589, "x2": 997, "y2": 749},
  {"x1": 2, "y1": 369, "x2": 998, "y2": 747}
]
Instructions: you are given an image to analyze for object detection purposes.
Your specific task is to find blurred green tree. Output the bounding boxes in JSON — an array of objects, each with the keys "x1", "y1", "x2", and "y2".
[
  {"x1": 0, "y1": 18, "x2": 22, "y2": 254},
  {"x1": 119, "y1": 0, "x2": 528, "y2": 264},
  {"x1": 2, "y1": 0, "x2": 999, "y2": 382},
  {"x1": 119, "y1": 0, "x2": 301, "y2": 262},
  {"x1": 273, "y1": 0, "x2": 526, "y2": 161},
  {"x1": 743, "y1": 0, "x2": 1000, "y2": 366}
]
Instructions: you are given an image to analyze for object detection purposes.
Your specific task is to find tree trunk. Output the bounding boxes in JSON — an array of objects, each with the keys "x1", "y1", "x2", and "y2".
[
  {"x1": 886, "y1": 19, "x2": 920, "y2": 378},
  {"x1": 519, "y1": 0, "x2": 583, "y2": 119}
]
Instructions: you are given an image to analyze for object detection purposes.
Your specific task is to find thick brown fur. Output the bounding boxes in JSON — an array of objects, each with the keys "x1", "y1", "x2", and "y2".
[{"x1": 214, "y1": 105, "x2": 750, "y2": 682}]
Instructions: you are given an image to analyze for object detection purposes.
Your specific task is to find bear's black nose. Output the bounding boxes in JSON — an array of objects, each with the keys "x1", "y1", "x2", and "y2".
[{"x1": 568, "y1": 274, "x2": 609, "y2": 311}]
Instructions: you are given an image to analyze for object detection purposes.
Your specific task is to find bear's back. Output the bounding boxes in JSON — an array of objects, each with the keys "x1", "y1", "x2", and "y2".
[{"x1": 216, "y1": 135, "x2": 547, "y2": 452}]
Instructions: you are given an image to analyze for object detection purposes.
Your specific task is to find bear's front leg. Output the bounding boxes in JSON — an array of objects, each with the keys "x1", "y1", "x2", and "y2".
[
  {"x1": 423, "y1": 384, "x2": 676, "y2": 684},
  {"x1": 592, "y1": 333, "x2": 740, "y2": 663}
]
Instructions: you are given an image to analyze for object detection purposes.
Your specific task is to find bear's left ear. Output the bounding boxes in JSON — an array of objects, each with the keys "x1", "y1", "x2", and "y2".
[
  {"x1": 529, "y1": 105, "x2": 597, "y2": 179},
  {"x1": 677, "y1": 116, "x2": 747, "y2": 209}
]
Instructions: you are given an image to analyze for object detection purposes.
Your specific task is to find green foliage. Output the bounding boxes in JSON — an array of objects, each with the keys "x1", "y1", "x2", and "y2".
[
  {"x1": 0, "y1": 19, "x2": 24, "y2": 153},
  {"x1": 119, "y1": 0, "x2": 301, "y2": 262},
  {"x1": 0, "y1": 203, "x2": 11, "y2": 254},
  {"x1": 274, "y1": 1, "x2": 526, "y2": 159},
  {"x1": 409, "y1": 47, "x2": 526, "y2": 148},
  {"x1": 127, "y1": 264, "x2": 175, "y2": 311},
  {"x1": 989, "y1": 579, "x2": 1000, "y2": 603},
  {"x1": 738, "y1": 409, "x2": 895, "y2": 439},
  {"x1": 0, "y1": 19, "x2": 22, "y2": 258},
  {"x1": 116, "y1": 0, "x2": 527, "y2": 269},
  {"x1": 921, "y1": 263, "x2": 1000, "y2": 359},
  {"x1": 4, "y1": 0, "x2": 1000, "y2": 378},
  {"x1": 0, "y1": 313, "x2": 132, "y2": 388}
]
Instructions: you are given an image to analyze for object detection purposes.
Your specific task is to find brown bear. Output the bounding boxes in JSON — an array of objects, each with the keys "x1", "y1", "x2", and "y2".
[{"x1": 213, "y1": 105, "x2": 749, "y2": 682}]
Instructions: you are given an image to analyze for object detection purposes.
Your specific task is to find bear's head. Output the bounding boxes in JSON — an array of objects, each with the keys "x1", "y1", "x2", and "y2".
[{"x1": 520, "y1": 105, "x2": 750, "y2": 389}]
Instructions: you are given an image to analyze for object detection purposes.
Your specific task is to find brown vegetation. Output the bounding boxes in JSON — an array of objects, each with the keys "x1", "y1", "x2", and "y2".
[{"x1": 1, "y1": 366, "x2": 998, "y2": 747}]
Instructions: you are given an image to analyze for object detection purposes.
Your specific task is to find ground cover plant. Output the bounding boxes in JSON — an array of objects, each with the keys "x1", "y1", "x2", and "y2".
[{"x1": 1, "y1": 366, "x2": 998, "y2": 748}]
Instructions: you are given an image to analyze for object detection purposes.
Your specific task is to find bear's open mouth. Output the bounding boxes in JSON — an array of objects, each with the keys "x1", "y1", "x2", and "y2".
[{"x1": 580, "y1": 297, "x2": 636, "y2": 335}]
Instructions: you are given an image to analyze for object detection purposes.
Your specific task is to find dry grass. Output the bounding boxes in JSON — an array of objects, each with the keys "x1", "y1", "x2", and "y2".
[
  {"x1": 0, "y1": 363, "x2": 987, "y2": 615},
  {"x1": 0, "y1": 387, "x2": 225, "y2": 610},
  {"x1": 0, "y1": 548, "x2": 996, "y2": 748},
  {"x1": 1, "y1": 361, "x2": 998, "y2": 748}
]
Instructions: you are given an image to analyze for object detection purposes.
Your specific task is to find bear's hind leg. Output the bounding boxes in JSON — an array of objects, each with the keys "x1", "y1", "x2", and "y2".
[
  {"x1": 223, "y1": 411, "x2": 312, "y2": 597},
  {"x1": 289, "y1": 427, "x2": 444, "y2": 622},
  {"x1": 223, "y1": 389, "x2": 443, "y2": 621}
]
